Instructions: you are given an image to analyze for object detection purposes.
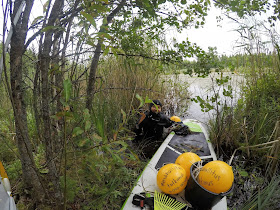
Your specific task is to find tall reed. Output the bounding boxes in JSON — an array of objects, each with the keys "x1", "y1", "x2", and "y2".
[
  {"x1": 92, "y1": 55, "x2": 168, "y2": 136},
  {"x1": 209, "y1": 20, "x2": 280, "y2": 157},
  {"x1": 238, "y1": 176, "x2": 280, "y2": 210},
  {"x1": 207, "y1": 24, "x2": 280, "y2": 208},
  {"x1": 53, "y1": 55, "x2": 167, "y2": 209}
]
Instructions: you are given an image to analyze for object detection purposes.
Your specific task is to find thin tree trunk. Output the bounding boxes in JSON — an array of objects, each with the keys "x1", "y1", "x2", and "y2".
[
  {"x1": 9, "y1": 0, "x2": 45, "y2": 203},
  {"x1": 33, "y1": 64, "x2": 42, "y2": 146},
  {"x1": 55, "y1": 0, "x2": 79, "y2": 158},
  {"x1": 38, "y1": 0, "x2": 65, "y2": 206},
  {"x1": 86, "y1": 0, "x2": 126, "y2": 110},
  {"x1": 52, "y1": 34, "x2": 63, "y2": 157},
  {"x1": 32, "y1": 0, "x2": 52, "y2": 146}
]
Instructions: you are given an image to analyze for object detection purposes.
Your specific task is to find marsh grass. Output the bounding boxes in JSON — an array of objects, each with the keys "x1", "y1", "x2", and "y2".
[
  {"x1": 208, "y1": 22, "x2": 280, "y2": 155},
  {"x1": 0, "y1": 83, "x2": 17, "y2": 162},
  {"x1": 161, "y1": 74, "x2": 190, "y2": 117},
  {"x1": 0, "y1": 53, "x2": 169, "y2": 209},
  {"x1": 1, "y1": 49, "x2": 191, "y2": 209},
  {"x1": 233, "y1": 55, "x2": 280, "y2": 160},
  {"x1": 265, "y1": 121, "x2": 280, "y2": 178},
  {"x1": 60, "y1": 56, "x2": 187, "y2": 209},
  {"x1": 209, "y1": 59, "x2": 280, "y2": 174},
  {"x1": 237, "y1": 176, "x2": 280, "y2": 210},
  {"x1": 94, "y1": 56, "x2": 182, "y2": 135},
  {"x1": 207, "y1": 22, "x2": 280, "y2": 209}
]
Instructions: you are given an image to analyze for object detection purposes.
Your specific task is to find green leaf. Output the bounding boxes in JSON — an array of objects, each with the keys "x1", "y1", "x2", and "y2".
[
  {"x1": 136, "y1": 94, "x2": 144, "y2": 108},
  {"x1": 40, "y1": 168, "x2": 49, "y2": 174},
  {"x1": 55, "y1": 111, "x2": 65, "y2": 117},
  {"x1": 31, "y1": 16, "x2": 44, "y2": 26},
  {"x1": 103, "y1": 47, "x2": 109, "y2": 56},
  {"x1": 78, "y1": 138, "x2": 90, "y2": 147},
  {"x1": 85, "y1": 120, "x2": 91, "y2": 131},
  {"x1": 98, "y1": 32, "x2": 111, "y2": 40},
  {"x1": 121, "y1": 109, "x2": 126, "y2": 123},
  {"x1": 239, "y1": 170, "x2": 249, "y2": 177},
  {"x1": 73, "y1": 127, "x2": 84, "y2": 137},
  {"x1": 43, "y1": 0, "x2": 50, "y2": 13},
  {"x1": 145, "y1": 96, "x2": 153, "y2": 104},
  {"x1": 64, "y1": 112, "x2": 73, "y2": 119},
  {"x1": 50, "y1": 114, "x2": 61, "y2": 120},
  {"x1": 83, "y1": 108, "x2": 90, "y2": 120},
  {"x1": 63, "y1": 79, "x2": 72, "y2": 103},
  {"x1": 81, "y1": 11, "x2": 97, "y2": 29},
  {"x1": 41, "y1": 25, "x2": 65, "y2": 32},
  {"x1": 59, "y1": 98, "x2": 67, "y2": 107},
  {"x1": 86, "y1": 39, "x2": 95, "y2": 47}
]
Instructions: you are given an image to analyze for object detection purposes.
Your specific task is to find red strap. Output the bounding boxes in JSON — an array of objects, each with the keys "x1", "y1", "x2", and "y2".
[{"x1": 140, "y1": 200, "x2": 144, "y2": 207}]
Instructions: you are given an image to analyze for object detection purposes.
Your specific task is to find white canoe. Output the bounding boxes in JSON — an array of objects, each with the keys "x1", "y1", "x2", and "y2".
[
  {"x1": 122, "y1": 119, "x2": 227, "y2": 210},
  {"x1": 0, "y1": 161, "x2": 17, "y2": 210}
]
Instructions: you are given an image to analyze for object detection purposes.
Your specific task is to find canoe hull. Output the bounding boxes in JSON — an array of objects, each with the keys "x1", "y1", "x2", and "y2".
[{"x1": 122, "y1": 119, "x2": 227, "y2": 210}]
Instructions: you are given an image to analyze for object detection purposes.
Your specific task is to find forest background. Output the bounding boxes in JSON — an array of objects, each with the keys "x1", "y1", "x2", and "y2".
[{"x1": 0, "y1": 0, "x2": 279, "y2": 209}]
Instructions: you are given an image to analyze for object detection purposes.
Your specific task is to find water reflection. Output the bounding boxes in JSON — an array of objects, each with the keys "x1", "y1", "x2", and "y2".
[{"x1": 165, "y1": 72, "x2": 245, "y2": 127}]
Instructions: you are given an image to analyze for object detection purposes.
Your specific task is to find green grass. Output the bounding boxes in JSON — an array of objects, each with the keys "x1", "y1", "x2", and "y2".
[
  {"x1": 238, "y1": 176, "x2": 280, "y2": 210},
  {"x1": 207, "y1": 38, "x2": 280, "y2": 209}
]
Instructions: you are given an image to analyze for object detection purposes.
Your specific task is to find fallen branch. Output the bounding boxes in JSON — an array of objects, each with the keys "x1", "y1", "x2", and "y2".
[{"x1": 229, "y1": 138, "x2": 280, "y2": 166}]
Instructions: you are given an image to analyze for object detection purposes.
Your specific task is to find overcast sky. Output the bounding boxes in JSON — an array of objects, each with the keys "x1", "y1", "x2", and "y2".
[
  {"x1": 166, "y1": 6, "x2": 242, "y2": 56},
  {"x1": 166, "y1": 3, "x2": 279, "y2": 56},
  {"x1": 1, "y1": 1, "x2": 278, "y2": 57},
  {"x1": 184, "y1": 8, "x2": 240, "y2": 55}
]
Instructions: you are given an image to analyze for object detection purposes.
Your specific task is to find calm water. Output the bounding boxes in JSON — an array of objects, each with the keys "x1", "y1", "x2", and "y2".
[{"x1": 165, "y1": 72, "x2": 245, "y2": 128}]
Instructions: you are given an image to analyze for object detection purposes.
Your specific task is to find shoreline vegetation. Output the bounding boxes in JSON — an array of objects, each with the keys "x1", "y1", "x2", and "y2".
[
  {"x1": 1, "y1": 0, "x2": 279, "y2": 209},
  {"x1": 1, "y1": 52, "x2": 279, "y2": 209}
]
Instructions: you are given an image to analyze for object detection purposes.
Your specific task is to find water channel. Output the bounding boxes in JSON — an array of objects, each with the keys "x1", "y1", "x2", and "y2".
[{"x1": 165, "y1": 72, "x2": 245, "y2": 129}]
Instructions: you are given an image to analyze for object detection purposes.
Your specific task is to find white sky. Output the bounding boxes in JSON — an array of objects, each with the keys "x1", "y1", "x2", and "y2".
[
  {"x1": 165, "y1": 6, "x2": 243, "y2": 56},
  {"x1": 1, "y1": 1, "x2": 278, "y2": 57},
  {"x1": 184, "y1": 7, "x2": 240, "y2": 56},
  {"x1": 166, "y1": 2, "x2": 280, "y2": 56}
]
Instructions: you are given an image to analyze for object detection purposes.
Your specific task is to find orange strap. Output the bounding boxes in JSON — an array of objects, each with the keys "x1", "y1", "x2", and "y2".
[
  {"x1": 0, "y1": 160, "x2": 8, "y2": 179},
  {"x1": 138, "y1": 113, "x2": 146, "y2": 125}
]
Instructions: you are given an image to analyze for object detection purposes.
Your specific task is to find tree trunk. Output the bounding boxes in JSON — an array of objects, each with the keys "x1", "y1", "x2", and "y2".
[
  {"x1": 33, "y1": 62, "x2": 42, "y2": 145},
  {"x1": 54, "y1": 0, "x2": 79, "y2": 158},
  {"x1": 52, "y1": 34, "x2": 64, "y2": 158},
  {"x1": 9, "y1": 0, "x2": 45, "y2": 203},
  {"x1": 86, "y1": 0, "x2": 126, "y2": 110},
  {"x1": 38, "y1": 0, "x2": 65, "y2": 206},
  {"x1": 32, "y1": 0, "x2": 52, "y2": 147}
]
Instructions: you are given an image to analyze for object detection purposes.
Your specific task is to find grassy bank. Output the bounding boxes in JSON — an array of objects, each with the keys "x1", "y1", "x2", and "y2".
[
  {"x1": 0, "y1": 54, "x2": 191, "y2": 209},
  {"x1": 206, "y1": 51, "x2": 280, "y2": 209}
]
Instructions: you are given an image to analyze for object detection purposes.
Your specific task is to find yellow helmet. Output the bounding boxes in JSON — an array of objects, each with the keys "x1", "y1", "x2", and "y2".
[{"x1": 170, "y1": 116, "x2": 181, "y2": 122}]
